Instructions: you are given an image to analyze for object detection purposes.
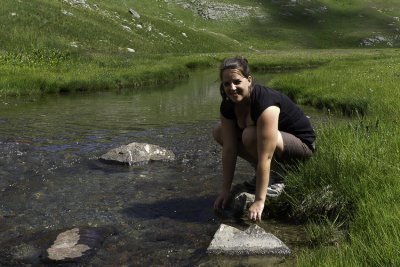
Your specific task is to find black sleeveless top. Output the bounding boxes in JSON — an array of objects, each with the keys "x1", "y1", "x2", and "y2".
[{"x1": 220, "y1": 84, "x2": 316, "y2": 150}]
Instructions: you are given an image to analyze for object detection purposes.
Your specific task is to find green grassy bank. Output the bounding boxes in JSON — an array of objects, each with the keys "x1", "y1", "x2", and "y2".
[
  {"x1": 2, "y1": 0, "x2": 400, "y2": 96},
  {"x1": 0, "y1": 52, "x2": 218, "y2": 96},
  {"x1": 264, "y1": 52, "x2": 400, "y2": 266},
  {"x1": 2, "y1": 0, "x2": 400, "y2": 265},
  {"x1": 295, "y1": 121, "x2": 400, "y2": 266}
]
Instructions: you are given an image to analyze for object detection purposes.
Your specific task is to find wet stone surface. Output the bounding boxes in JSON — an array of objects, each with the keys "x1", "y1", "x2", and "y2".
[
  {"x1": 99, "y1": 142, "x2": 175, "y2": 165},
  {"x1": 207, "y1": 224, "x2": 291, "y2": 255}
]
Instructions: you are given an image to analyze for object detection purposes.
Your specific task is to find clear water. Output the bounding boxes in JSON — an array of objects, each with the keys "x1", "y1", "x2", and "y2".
[{"x1": 0, "y1": 70, "x2": 324, "y2": 266}]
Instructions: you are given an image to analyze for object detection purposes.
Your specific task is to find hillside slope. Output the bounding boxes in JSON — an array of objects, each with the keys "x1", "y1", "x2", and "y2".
[{"x1": 1, "y1": 0, "x2": 400, "y2": 57}]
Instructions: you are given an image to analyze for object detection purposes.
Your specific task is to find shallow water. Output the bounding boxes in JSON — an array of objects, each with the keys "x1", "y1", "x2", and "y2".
[{"x1": 0, "y1": 70, "x2": 324, "y2": 266}]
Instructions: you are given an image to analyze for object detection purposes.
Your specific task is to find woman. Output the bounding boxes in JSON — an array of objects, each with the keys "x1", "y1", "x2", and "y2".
[{"x1": 213, "y1": 57, "x2": 316, "y2": 222}]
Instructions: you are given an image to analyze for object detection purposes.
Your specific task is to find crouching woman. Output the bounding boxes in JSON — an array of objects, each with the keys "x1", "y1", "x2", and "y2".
[{"x1": 212, "y1": 56, "x2": 316, "y2": 222}]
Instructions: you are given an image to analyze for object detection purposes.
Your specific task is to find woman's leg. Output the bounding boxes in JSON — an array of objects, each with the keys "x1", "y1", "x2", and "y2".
[
  {"x1": 213, "y1": 122, "x2": 288, "y2": 197},
  {"x1": 241, "y1": 126, "x2": 284, "y2": 161},
  {"x1": 212, "y1": 122, "x2": 257, "y2": 166},
  {"x1": 278, "y1": 132, "x2": 313, "y2": 163}
]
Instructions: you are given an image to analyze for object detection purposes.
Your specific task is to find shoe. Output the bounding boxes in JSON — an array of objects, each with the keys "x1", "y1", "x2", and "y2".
[
  {"x1": 267, "y1": 183, "x2": 285, "y2": 198},
  {"x1": 243, "y1": 176, "x2": 285, "y2": 198}
]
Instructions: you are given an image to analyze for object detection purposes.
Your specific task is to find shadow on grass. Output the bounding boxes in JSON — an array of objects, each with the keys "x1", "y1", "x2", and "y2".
[{"x1": 248, "y1": 0, "x2": 398, "y2": 48}]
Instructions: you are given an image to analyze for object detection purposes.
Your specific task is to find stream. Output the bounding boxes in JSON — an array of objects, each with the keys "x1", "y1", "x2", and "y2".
[{"x1": 0, "y1": 70, "x2": 326, "y2": 266}]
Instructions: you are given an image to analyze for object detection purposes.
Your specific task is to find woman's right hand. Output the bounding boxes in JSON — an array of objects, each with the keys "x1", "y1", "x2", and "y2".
[{"x1": 213, "y1": 190, "x2": 230, "y2": 211}]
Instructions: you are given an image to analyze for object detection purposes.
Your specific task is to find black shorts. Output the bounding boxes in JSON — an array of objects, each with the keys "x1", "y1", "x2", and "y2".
[{"x1": 279, "y1": 131, "x2": 314, "y2": 163}]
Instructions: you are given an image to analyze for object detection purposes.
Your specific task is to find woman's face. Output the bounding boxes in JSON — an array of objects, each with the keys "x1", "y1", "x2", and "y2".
[{"x1": 221, "y1": 69, "x2": 253, "y2": 103}]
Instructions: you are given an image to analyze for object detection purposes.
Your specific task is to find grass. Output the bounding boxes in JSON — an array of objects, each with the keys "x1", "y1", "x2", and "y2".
[
  {"x1": 268, "y1": 51, "x2": 400, "y2": 118},
  {"x1": 261, "y1": 53, "x2": 400, "y2": 265},
  {"x1": 0, "y1": 53, "x2": 218, "y2": 96},
  {"x1": 2, "y1": 0, "x2": 400, "y2": 96},
  {"x1": 2, "y1": 0, "x2": 400, "y2": 266},
  {"x1": 293, "y1": 121, "x2": 400, "y2": 266}
]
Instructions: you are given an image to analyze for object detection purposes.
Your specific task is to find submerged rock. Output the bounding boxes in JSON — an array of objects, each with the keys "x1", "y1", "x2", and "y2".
[
  {"x1": 99, "y1": 142, "x2": 175, "y2": 165},
  {"x1": 207, "y1": 224, "x2": 290, "y2": 256},
  {"x1": 0, "y1": 227, "x2": 110, "y2": 265},
  {"x1": 42, "y1": 227, "x2": 107, "y2": 263},
  {"x1": 46, "y1": 228, "x2": 90, "y2": 261}
]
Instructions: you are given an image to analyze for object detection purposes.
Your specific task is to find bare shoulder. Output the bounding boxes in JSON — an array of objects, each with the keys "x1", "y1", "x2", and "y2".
[{"x1": 258, "y1": 106, "x2": 280, "y2": 125}]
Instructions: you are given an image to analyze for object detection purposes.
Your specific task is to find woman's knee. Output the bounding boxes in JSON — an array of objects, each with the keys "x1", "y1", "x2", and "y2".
[{"x1": 212, "y1": 122, "x2": 222, "y2": 145}]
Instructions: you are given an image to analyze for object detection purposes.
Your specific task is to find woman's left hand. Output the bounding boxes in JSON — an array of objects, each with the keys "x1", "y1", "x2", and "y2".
[{"x1": 248, "y1": 200, "x2": 265, "y2": 222}]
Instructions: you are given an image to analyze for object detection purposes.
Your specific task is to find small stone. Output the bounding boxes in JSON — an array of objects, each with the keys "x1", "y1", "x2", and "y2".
[
  {"x1": 121, "y1": 25, "x2": 132, "y2": 32},
  {"x1": 69, "y1": 41, "x2": 79, "y2": 48},
  {"x1": 231, "y1": 192, "x2": 255, "y2": 216},
  {"x1": 61, "y1": 9, "x2": 74, "y2": 16},
  {"x1": 128, "y1": 8, "x2": 140, "y2": 19}
]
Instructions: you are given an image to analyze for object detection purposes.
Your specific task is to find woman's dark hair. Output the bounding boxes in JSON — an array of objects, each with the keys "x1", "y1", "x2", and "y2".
[
  {"x1": 219, "y1": 56, "x2": 252, "y2": 80},
  {"x1": 219, "y1": 56, "x2": 252, "y2": 100}
]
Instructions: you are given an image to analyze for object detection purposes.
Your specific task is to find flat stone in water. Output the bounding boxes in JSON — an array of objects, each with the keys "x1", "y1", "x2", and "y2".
[
  {"x1": 42, "y1": 227, "x2": 107, "y2": 264},
  {"x1": 46, "y1": 228, "x2": 90, "y2": 260},
  {"x1": 0, "y1": 227, "x2": 109, "y2": 265},
  {"x1": 207, "y1": 224, "x2": 291, "y2": 256},
  {"x1": 99, "y1": 142, "x2": 175, "y2": 165}
]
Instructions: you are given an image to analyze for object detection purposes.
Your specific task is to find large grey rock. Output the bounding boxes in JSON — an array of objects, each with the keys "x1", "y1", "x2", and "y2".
[
  {"x1": 207, "y1": 224, "x2": 291, "y2": 256},
  {"x1": 99, "y1": 142, "x2": 175, "y2": 165}
]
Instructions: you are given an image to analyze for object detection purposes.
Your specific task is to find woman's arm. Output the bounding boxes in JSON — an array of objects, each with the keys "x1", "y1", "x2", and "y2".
[
  {"x1": 248, "y1": 106, "x2": 280, "y2": 221},
  {"x1": 214, "y1": 116, "x2": 238, "y2": 210}
]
